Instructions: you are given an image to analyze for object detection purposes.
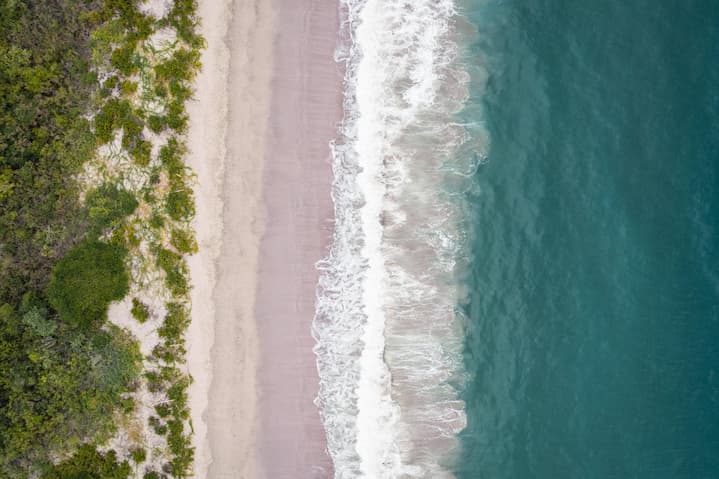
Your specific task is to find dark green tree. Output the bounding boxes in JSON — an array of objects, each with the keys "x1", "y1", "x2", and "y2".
[{"x1": 47, "y1": 241, "x2": 129, "y2": 328}]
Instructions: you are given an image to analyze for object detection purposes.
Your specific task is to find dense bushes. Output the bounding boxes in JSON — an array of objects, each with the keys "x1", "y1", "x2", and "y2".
[
  {"x1": 1, "y1": 0, "x2": 203, "y2": 475},
  {"x1": 86, "y1": 184, "x2": 139, "y2": 234},
  {"x1": 0, "y1": 304, "x2": 141, "y2": 476},
  {"x1": 41, "y1": 445, "x2": 131, "y2": 479},
  {"x1": 0, "y1": 0, "x2": 100, "y2": 302},
  {"x1": 47, "y1": 241, "x2": 129, "y2": 328}
]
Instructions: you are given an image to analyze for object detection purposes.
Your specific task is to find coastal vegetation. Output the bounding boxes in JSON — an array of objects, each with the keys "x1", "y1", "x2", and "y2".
[{"x1": 0, "y1": 0, "x2": 203, "y2": 477}]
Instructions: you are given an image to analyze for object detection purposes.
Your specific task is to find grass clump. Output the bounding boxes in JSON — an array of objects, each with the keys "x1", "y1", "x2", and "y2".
[
  {"x1": 155, "y1": 247, "x2": 189, "y2": 297},
  {"x1": 131, "y1": 447, "x2": 147, "y2": 464},
  {"x1": 131, "y1": 298, "x2": 150, "y2": 323},
  {"x1": 170, "y1": 227, "x2": 197, "y2": 254}
]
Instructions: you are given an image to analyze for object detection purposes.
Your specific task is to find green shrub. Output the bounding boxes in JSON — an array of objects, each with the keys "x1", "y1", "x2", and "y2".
[
  {"x1": 104, "y1": 75, "x2": 119, "y2": 90},
  {"x1": 130, "y1": 448, "x2": 146, "y2": 464},
  {"x1": 120, "y1": 396, "x2": 135, "y2": 414},
  {"x1": 144, "y1": 370, "x2": 164, "y2": 393},
  {"x1": 164, "y1": 0, "x2": 203, "y2": 48},
  {"x1": 95, "y1": 98, "x2": 135, "y2": 144},
  {"x1": 152, "y1": 342, "x2": 185, "y2": 364},
  {"x1": 170, "y1": 228, "x2": 197, "y2": 254},
  {"x1": 154, "y1": 83, "x2": 167, "y2": 98},
  {"x1": 47, "y1": 241, "x2": 129, "y2": 328},
  {"x1": 86, "y1": 184, "x2": 138, "y2": 234},
  {"x1": 147, "y1": 115, "x2": 167, "y2": 133},
  {"x1": 158, "y1": 137, "x2": 186, "y2": 178},
  {"x1": 155, "y1": 248, "x2": 188, "y2": 296},
  {"x1": 149, "y1": 212, "x2": 165, "y2": 229},
  {"x1": 158, "y1": 303, "x2": 189, "y2": 345},
  {"x1": 131, "y1": 298, "x2": 150, "y2": 323},
  {"x1": 119, "y1": 80, "x2": 138, "y2": 96},
  {"x1": 148, "y1": 416, "x2": 167, "y2": 436},
  {"x1": 110, "y1": 42, "x2": 138, "y2": 75},
  {"x1": 155, "y1": 403, "x2": 171, "y2": 418},
  {"x1": 130, "y1": 139, "x2": 152, "y2": 166},
  {"x1": 42, "y1": 445, "x2": 131, "y2": 479},
  {"x1": 121, "y1": 112, "x2": 144, "y2": 150},
  {"x1": 169, "y1": 79, "x2": 191, "y2": 102},
  {"x1": 154, "y1": 49, "x2": 200, "y2": 84},
  {"x1": 166, "y1": 100, "x2": 188, "y2": 132},
  {"x1": 166, "y1": 187, "x2": 194, "y2": 221}
]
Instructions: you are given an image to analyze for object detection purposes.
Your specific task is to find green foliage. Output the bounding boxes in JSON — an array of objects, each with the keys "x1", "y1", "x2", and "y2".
[
  {"x1": 149, "y1": 211, "x2": 165, "y2": 229},
  {"x1": 104, "y1": 75, "x2": 119, "y2": 90},
  {"x1": 147, "y1": 114, "x2": 167, "y2": 133},
  {"x1": 158, "y1": 303, "x2": 190, "y2": 347},
  {"x1": 154, "y1": 83, "x2": 168, "y2": 98},
  {"x1": 166, "y1": 416, "x2": 193, "y2": 477},
  {"x1": 170, "y1": 227, "x2": 198, "y2": 254},
  {"x1": 95, "y1": 98, "x2": 132, "y2": 144},
  {"x1": 166, "y1": 187, "x2": 195, "y2": 221},
  {"x1": 163, "y1": 0, "x2": 204, "y2": 48},
  {"x1": 155, "y1": 403, "x2": 171, "y2": 418},
  {"x1": 1, "y1": 1, "x2": 203, "y2": 476},
  {"x1": 155, "y1": 247, "x2": 189, "y2": 296},
  {"x1": 159, "y1": 137, "x2": 186, "y2": 178},
  {"x1": 131, "y1": 298, "x2": 150, "y2": 323},
  {"x1": 168, "y1": 79, "x2": 192, "y2": 102},
  {"x1": 166, "y1": 99, "x2": 188, "y2": 132},
  {"x1": 42, "y1": 445, "x2": 131, "y2": 479},
  {"x1": 0, "y1": 0, "x2": 102, "y2": 301},
  {"x1": 20, "y1": 299, "x2": 56, "y2": 338},
  {"x1": 94, "y1": 98, "x2": 146, "y2": 150},
  {"x1": 120, "y1": 80, "x2": 138, "y2": 96},
  {"x1": 47, "y1": 241, "x2": 129, "y2": 328},
  {"x1": 120, "y1": 396, "x2": 135, "y2": 414},
  {"x1": 86, "y1": 184, "x2": 138, "y2": 234},
  {"x1": 0, "y1": 312, "x2": 141, "y2": 475},
  {"x1": 154, "y1": 48, "x2": 200, "y2": 84},
  {"x1": 111, "y1": 42, "x2": 138, "y2": 75},
  {"x1": 130, "y1": 447, "x2": 147, "y2": 464},
  {"x1": 131, "y1": 139, "x2": 152, "y2": 166},
  {"x1": 148, "y1": 416, "x2": 167, "y2": 436}
]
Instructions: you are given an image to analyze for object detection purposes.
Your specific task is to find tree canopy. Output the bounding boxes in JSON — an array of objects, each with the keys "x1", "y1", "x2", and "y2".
[{"x1": 47, "y1": 240, "x2": 129, "y2": 328}]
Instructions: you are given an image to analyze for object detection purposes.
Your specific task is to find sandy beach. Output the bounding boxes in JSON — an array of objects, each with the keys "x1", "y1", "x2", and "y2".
[{"x1": 186, "y1": 0, "x2": 341, "y2": 477}]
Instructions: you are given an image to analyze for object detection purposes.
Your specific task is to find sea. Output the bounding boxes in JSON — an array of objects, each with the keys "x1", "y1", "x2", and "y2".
[{"x1": 313, "y1": 1, "x2": 719, "y2": 478}]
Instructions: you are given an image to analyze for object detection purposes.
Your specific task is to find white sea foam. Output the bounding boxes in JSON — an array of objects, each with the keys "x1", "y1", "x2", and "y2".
[{"x1": 314, "y1": 1, "x2": 484, "y2": 477}]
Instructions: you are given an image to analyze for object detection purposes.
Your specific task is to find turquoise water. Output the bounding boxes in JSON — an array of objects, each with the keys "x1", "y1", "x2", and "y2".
[{"x1": 458, "y1": 1, "x2": 719, "y2": 477}]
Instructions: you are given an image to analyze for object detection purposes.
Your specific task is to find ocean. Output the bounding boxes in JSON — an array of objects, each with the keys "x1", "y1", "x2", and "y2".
[{"x1": 313, "y1": 0, "x2": 719, "y2": 477}]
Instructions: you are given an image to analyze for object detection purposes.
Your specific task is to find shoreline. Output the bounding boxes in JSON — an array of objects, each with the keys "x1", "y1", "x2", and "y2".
[{"x1": 186, "y1": 0, "x2": 341, "y2": 477}]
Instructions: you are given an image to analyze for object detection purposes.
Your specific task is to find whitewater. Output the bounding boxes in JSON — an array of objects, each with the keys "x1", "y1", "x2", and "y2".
[{"x1": 313, "y1": 0, "x2": 487, "y2": 477}]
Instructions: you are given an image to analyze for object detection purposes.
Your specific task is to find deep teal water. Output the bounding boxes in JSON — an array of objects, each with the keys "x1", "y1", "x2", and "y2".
[{"x1": 458, "y1": 1, "x2": 719, "y2": 477}]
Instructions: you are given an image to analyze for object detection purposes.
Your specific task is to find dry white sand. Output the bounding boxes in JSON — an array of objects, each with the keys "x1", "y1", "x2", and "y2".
[{"x1": 185, "y1": 0, "x2": 273, "y2": 477}]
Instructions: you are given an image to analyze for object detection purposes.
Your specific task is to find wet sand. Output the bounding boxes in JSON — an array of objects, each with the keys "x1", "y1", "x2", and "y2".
[{"x1": 256, "y1": 0, "x2": 342, "y2": 477}]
